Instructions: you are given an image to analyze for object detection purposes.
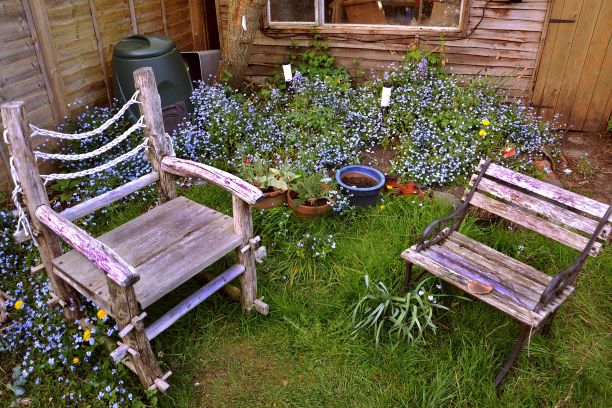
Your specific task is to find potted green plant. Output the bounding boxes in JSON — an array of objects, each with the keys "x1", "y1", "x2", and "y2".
[
  {"x1": 240, "y1": 157, "x2": 299, "y2": 209},
  {"x1": 287, "y1": 172, "x2": 334, "y2": 220}
]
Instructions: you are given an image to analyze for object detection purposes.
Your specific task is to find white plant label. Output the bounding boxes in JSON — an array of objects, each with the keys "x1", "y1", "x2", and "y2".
[
  {"x1": 242, "y1": 15, "x2": 247, "y2": 31},
  {"x1": 381, "y1": 87, "x2": 392, "y2": 107},
  {"x1": 282, "y1": 64, "x2": 293, "y2": 82}
]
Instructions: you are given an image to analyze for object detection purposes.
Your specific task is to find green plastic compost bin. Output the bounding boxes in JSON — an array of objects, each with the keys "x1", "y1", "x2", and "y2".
[{"x1": 112, "y1": 35, "x2": 193, "y2": 132}]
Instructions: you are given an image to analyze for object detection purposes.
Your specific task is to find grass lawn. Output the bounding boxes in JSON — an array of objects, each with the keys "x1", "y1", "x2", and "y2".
[{"x1": 113, "y1": 183, "x2": 610, "y2": 408}]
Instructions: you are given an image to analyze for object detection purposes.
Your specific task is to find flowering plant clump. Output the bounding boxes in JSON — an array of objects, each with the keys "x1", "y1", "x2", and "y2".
[
  {"x1": 383, "y1": 50, "x2": 559, "y2": 185},
  {"x1": 178, "y1": 74, "x2": 382, "y2": 175},
  {"x1": 295, "y1": 232, "x2": 337, "y2": 259},
  {"x1": 0, "y1": 211, "x2": 151, "y2": 406}
]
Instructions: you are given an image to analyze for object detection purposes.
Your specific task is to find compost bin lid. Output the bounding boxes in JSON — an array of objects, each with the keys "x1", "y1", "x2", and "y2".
[{"x1": 113, "y1": 35, "x2": 176, "y2": 59}]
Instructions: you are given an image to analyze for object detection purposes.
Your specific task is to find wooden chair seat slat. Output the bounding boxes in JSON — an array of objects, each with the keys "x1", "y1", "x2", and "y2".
[
  {"x1": 440, "y1": 239, "x2": 547, "y2": 296},
  {"x1": 471, "y1": 192, "x2": 601, "y2": 255},
  {"x1": 475, "y1": 177, "x2": 602, "y2": 236},
  {"x1": 53, "y1": 197, "x2": 242, "y2": 314},
  {"x1": 445, "y1": 232, "x2": 552, "y2": 287},
  {"x1": 402, "y1": 231, "x2": 575, "y2": 327},
  {"x1": 484, "y1": 162, "x2": 610, "y2": 219}
]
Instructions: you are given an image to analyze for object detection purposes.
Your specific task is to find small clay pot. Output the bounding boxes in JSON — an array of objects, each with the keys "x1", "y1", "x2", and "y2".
[
  {"x1": 255, "y1": 188, "x2": 288, "y2": 209},
  {"x1": 287, "y1": 190, "x2": 331, "y2": 220}
]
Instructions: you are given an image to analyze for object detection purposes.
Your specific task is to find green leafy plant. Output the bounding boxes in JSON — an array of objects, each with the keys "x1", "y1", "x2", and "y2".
[
  {"x1": 351, "y1": 275, "x2": 454, "y2": 346},
  {"x1": 49, "y1": 179, "x2": 82, "y2": 203},
  {"x1": 239, "y1": 157, "x2": 299, "y2": 191},
  {"x1": 289, "y1": 29, "x2": 350, "y2": 82},
  {"x1": 291, "y1": 172, "x2": 334, "y2": 207}
]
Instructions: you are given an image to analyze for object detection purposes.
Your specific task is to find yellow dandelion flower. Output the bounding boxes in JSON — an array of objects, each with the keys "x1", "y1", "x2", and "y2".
[
  {"x1": 380, "y1": 205, "x2": 385, "y2": 210},
  {"x1": 386, "y1": 185, "x2": 393, "y2": 190},
  {"x1": 479, "y1": 129, "x2": 487, "y2": 137},
  {"x1": 96, "y1": 309, "x2": 107, "y2": 320},
  {"x1": 482, "y1": 119, "x2": 490, "y2": 126},
  {"x1": 83, "y1": 329, "x2": 91, "y2": 342},
  {"x1": 14, "y1": 300, "x2": 24, "y2": 310},
  {"x1": 72, "y1": 357, "x2": 80, "y2": 364}
]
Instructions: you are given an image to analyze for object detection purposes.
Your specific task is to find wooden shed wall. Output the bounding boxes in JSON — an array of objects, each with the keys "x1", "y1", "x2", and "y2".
[
  {"x1": 217, "y1": 0, "x2": 549, "y2": 99},
  {"x1": 0, "y1": 0, "x2": 204, "y2": 192}
]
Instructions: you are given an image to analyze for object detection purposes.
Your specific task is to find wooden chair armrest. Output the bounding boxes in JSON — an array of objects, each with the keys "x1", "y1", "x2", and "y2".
[
  {"x1": 35, "y1": 205, "x2": 139, "y2": 287},
  {"x1": 161, "y1": 156, "x2": 263, "y2": 205}
]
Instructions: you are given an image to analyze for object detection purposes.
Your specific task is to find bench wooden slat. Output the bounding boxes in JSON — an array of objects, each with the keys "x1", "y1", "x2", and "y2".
[
  {"x1": 402, "y1": 248, "x2": 544, "y2": 326},
  {"x1": 484, "y1": 161, "x2": 610, "y2": 220},
  {"x1": 471, "y1": 192, "x2": 601, "y2": 256},
  {"x1": 440, "y1": 239, "x2": 547, "y2": 297},
  {"x1": 475, "y1": 177, "x2": 603, "y2": 237},
  {"x1": 446, "y1": 232, "x2": 552, "y2": 287},
  {"x1": 427, "y1": 245, "x2": 539, "y2": 309}
]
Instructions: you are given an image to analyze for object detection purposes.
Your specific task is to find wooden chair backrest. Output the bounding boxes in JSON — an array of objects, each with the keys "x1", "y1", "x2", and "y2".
[{"x1": 466, "y1": 160, "x2": 611, "y2": 256}]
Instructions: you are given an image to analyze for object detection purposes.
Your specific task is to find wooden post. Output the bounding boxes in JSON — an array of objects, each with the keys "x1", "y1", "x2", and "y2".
[
  {"x1": 133, "y1": 68, "x2": 177, "y2": 203},
  {"x1": 25, "y1": 0, "x2": 68, "y2": 118},
  {"x1": 189, "y1": 0, "x2": 207, "y2": 50},
  {"x1": 232, "y1": 196, "x2": 257, "y2": 312},
  {"x1": 0, "y1": 102, "x2": 81, "y2": 320},
  {"x1": 107, "y1": 278, "x2": 162, "y2": 388}
]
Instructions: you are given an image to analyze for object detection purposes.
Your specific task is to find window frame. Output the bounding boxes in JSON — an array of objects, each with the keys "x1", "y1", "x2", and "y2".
[{"x1": 265, "y1": 0, "x2": 470, "y2": 35}]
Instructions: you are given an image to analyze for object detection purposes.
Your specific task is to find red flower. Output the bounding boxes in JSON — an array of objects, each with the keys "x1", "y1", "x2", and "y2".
[
  {"x1": 503, "y1": 147, "x2": 516, "y2": 159},
  {"x1": 244, "y1": 157, "x2": 252, "y2": 164}
]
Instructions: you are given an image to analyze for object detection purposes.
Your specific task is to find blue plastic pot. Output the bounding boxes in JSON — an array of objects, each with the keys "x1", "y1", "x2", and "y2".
[{"x1": 336, "y1": 165, "x2": 385, "y2": 207}]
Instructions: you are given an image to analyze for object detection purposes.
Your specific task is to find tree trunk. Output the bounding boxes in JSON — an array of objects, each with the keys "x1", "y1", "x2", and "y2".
[{"x1": 217, "y1": 0, "x2": 266, "y2": 89}]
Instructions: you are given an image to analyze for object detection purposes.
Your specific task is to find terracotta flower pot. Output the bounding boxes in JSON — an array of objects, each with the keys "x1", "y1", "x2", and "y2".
[
  {"x1": 255, "y1": 188, "x2": 288, "y2": 209},
  {"x1": 287, "y1": 190, "x2": 331, "y2": 220}
]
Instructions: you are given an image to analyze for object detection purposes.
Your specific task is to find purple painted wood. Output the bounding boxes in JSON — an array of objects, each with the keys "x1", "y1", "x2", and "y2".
[
  {"x1": 428, "y1": 245, "x2": 539, "y2": 307},
  {"x1": 35, "y1": 205, "x2": 139, "y2": 287},
  {"x1": 424, "y1": 247, "x2": 535, "y2": 310},
  {"x1": 484, "y1": 161, "x2": 610, "y2": 219},
  {"x1": 161, "y1": 156, "x2": 263, "y2": 205},
  {"x1": 145, "y1": 264, "x2": 245, "y2": 340}
]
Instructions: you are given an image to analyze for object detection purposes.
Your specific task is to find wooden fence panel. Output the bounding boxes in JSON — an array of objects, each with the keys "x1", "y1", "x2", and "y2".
[{"x1": 532, "y1": 0, "x2": 612, "y2": 131}]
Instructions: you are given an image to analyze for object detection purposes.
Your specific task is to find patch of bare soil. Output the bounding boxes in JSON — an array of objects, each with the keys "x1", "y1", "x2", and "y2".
[{"x1": 556, "y1": 131, "x2": 611, "y2": 204}]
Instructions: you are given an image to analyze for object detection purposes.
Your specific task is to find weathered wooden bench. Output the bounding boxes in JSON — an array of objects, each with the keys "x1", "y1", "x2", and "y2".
[
  {"x1": 402, "y1": 158, "x2": 611, "y2": 390},
  {"x1": 1, "y1": 68, "x2": 268, "y2": 392}
]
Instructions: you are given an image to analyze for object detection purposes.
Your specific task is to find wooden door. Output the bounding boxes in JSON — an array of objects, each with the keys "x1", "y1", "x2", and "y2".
[{"x1": 531, "y1": 0, "x2": 612, "y2": 131}]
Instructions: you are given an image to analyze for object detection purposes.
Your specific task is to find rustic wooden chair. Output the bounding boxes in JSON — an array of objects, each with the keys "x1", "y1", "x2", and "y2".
[
  {"x1": 1, "y1": 67, "x2": 268, "y2": 392},
  {"x1": 401, "y1": 158, "x2": 611, "y2": 391}
]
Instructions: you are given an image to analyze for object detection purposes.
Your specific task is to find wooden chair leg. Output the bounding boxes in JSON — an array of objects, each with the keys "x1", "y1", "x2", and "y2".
[
  {"x1": 401, "y1": 261, "x2": 414, "y2": 294},
  {"x1": 494, "y1": 323, "x2": 530, "y2": 392},
  {"x1": 539, "y1": 310, "x2": 558, "y2": 337},
  {"x1": 232, "y1": 196, "x2": 257, "y2": 313},
  {"x1": 108, "y1": 278, "x2": 163, "y2": 388}
]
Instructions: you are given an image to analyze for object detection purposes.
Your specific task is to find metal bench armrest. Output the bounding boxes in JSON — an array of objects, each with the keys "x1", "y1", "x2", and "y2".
[
  {"x1": 416, "y1": 159, "x2": 492, "y2": 251},
  {"x1": 535, "y1": 206, "x2": 611, "y2": 312}
]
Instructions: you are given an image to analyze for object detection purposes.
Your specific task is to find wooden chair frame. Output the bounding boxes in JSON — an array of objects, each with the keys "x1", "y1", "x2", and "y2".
[
  {"x1": 402, "y1": 158, "x2": 611, "y2": 391},
  {"x1": 1, "y1": 67, "x2": 268, "y2": 392}
]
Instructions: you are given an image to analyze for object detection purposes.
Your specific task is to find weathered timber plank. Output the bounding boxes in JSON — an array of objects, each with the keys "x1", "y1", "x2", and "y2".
[
  {"x1": 485, "y1": 162, "x2": 610, "y2": 219},
  {"x1": 60, "y1": 172, "x2": 159, "y2": 222},
  {"x1": 440, "y1": 238, "x2": 548, "y2": 294},
  {"x1": 145, "y1": 264, "x2": 245, "y2": 340},
  {"x1": 475, "y1": 177, "x2": 603, "y2": 237},
  {"x1": 161, "y1": 156, "x2": 263, "y2": 205},
  {"x1": 470, "y1": 192, "x2": 599, "y2": 255},
  {"x1": 402, "y1": 248, "x2": 543, "y2": 326},
  {"x1": 36, "y1": 205, "x2": 139, "y2": 287}
]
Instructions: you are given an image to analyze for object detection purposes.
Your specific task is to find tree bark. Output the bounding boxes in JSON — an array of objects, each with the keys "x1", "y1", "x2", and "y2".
[{"x1": 217, "y1": 0, "x2": 266, "y2": 89}]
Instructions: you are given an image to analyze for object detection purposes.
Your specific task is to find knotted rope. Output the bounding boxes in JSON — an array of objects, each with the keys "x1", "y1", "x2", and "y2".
[
  {"x1": 4, "y1": 90, "x2": 147, "y2": 244},
  {"x1": 29, "y1": 91, "x2": 141, "y2": 140},
  {"x1": 34, "y1": 117, "x2": 145, "y2": 161}
]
